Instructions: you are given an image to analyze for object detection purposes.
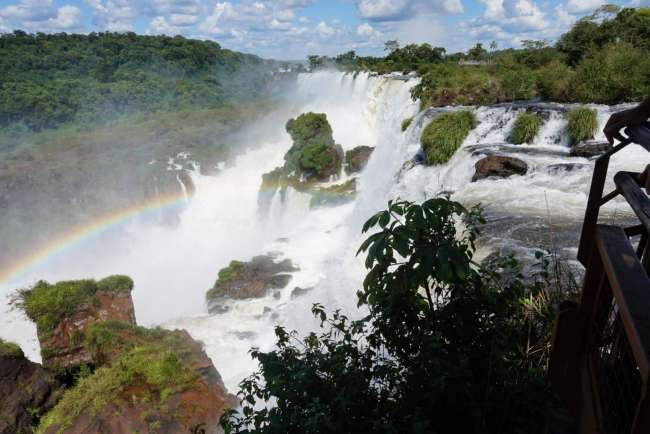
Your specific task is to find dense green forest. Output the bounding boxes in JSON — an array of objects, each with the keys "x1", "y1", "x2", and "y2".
[
  {"x1": 313, "y1": 6, "x2": 650, "y2": 107},
  {"x1": 0, "y1": 31, "x2": 276, "y2": 131}
]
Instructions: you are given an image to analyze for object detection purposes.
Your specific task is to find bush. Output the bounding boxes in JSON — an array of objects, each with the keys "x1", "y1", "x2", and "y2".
[
  {"x1": 221, "y1": 198, "x2": 564, "y2": 434},
  {"x1": 0, "y1": 338, "x2": 23, "y2": 358},
  {"x1": 566, "y1": 107, "x2": 598, "y2": 144},
  {"x1": 511, "y1": 112, "x2": 542, "y2": 144},
  {"x1": 536, "y1": 60, "x2": 574, "y2": 102},
  {"x1": 401, "y1": 117, "x2": 413, "y2": 132},
  {"x1": 96, "y1": 275, "x2": 133, "y2": 293},
  {"x1": 298, "y1": 143, "x2": 335, "y2": 173},
  {"x1": 285, "y1": 112, "x2": 334, "y2": 150},
  {"x1": 420, "y1": 110, "x2": 477, "y2": 165}
]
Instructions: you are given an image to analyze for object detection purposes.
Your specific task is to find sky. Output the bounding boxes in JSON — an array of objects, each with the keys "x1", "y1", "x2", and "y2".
[{"x1": 0, "y1": 0, "x2": 642, "y2": 60}]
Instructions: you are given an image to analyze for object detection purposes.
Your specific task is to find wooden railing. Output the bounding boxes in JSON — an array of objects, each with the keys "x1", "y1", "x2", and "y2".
[{"x1": 549, "y1": 128, "x2": 650, "y2": 434}]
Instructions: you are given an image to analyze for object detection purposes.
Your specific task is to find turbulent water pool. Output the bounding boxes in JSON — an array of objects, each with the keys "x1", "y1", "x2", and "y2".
[{"x1": 1, "y1": 70, "x2": 648, "y2": 391}]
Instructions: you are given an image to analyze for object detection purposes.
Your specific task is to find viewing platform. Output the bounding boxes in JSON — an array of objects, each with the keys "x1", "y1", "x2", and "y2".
[{"x1": 549, "y1": 123, "x2": 650, "y2": 434}]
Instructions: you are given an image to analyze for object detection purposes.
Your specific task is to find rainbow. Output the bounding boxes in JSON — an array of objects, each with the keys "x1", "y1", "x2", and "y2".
[{"x1": 0, "y1": 190, "x2": 189, "y2": 284}]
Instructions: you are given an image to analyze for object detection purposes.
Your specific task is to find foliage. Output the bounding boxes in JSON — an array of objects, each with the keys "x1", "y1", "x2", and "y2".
[
  {"x1": 511, "y1": 112, "x2": 542, "y2": 144},
  {"x1": 298, "y1": 143, "x2": 335, "y2": 174},
  {"x1": 0, "y1": 31, "x2": 274, "y2": 131},
  {"x1": 11, "y1": 275, "x2": 133, "y2": 336},
  {"x1": 570, "y1": 43, "x2": 650, "y2": 104},
  {"x1": 0, "y1": 337, "x2": 24, "y2": 358},
  {"x1": 420, "y1": 111, "x2": 477, "y2": 165},
  {"x1": 285, "y1": 113, "x2": 335, "y2": 150},
  {"x1": 536, "y1": 60, "x2": 574, "y2": 102},
  {"x1": 37, "y1": 327, "x2": 198, "y2": 434},
  {"x1": 401, "y1": 117, "x2": 413, "y2": 132},
  {"x1": 221, "y1": 197, "x2": 565, "y2": 434},
  {"x1": 566, "y1": 107, "x2": 598, "y2": 144}
]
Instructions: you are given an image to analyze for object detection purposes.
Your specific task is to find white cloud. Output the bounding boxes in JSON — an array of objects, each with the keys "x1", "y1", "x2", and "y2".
[
  {"x1": 47, "y1": 5, "x2": 82, "y2": 30},
  {"x1": 84, "y1": 0, "x2": 135, "y2": 31},
  {"x1": 357, "y1": 22, "x2": 375, "y2": 36},
  {"x1": 198, "y1": 2, "x2": 236, "y2": 35},
  {"x1": 148, "y1": 16, "x2": 180, "y2": 34},
  {"x1": 0, "y1": 0, "x2": 55, "y2": 22},
  {"x1": 169, "y1": 13, "x2": 199, "y2": 26},
  {"x1": 566, "y1": 0, "x2": 604, "y2": 14},
  {"x1": 149, "y1": 0, "x2": 204, "y2": 15},
  {"x1": 275, "y1": 9, "x2": 295, "y2": 22},
  {"x1": 315, "y1": 21, "x2": 336, "y2": 36}
]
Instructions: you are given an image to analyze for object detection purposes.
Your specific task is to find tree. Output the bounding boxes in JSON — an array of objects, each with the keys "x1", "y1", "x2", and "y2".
[
  {"x1": 384, "y1": 40, "x2": 399, "y2": 53},
  {"x1": 221, "y1": 197, "x2": 558, "y2": 434},
  {"x1": 467, "y1": 43, "x2": 488, "y2": 61}
]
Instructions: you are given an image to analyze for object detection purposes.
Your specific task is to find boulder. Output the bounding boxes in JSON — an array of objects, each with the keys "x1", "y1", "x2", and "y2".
[
  {"x1": 0, "y1": 340, "x2": 63, "y2": 434},
  {"x1": 39, "y1": 323, "x2": 236, "y2": 434},
  {"x1": 207, "y1": 255, "x2": 298, "y2": 313},
  {"x1": 471, "y1": 155, "x2": 528, "y2": 182},
  {"x1": 569, "y1": 140, "x2": 612, "y2": 158},
  {"x1": 13, "y1": 275, "x2": 137, "y2": 372},
  {"x1": 344, "y1": 146, "x2": 374, "y2": 174},
  {"x1": 290, "y1": 286, "x2": 313, "y2": 299}
]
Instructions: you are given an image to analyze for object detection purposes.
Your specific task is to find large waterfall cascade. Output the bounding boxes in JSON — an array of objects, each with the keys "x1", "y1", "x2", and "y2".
[{"x1": 1, "y1": 71, "x2": 647, "y2": 390}]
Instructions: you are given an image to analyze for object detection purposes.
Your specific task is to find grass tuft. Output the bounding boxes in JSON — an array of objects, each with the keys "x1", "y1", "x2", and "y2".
[
  {"x1": 511, "y1": 112, "x2": 541, "y2": 144},
  {"x1": 420, "y1": 110, "x2": 477, "y2": 165},
  {"x1": 566, "y1": 107, "x2": 598, "y2": 145},
  {"x1": 0, "y1": 337, "x2": 24, "y2": 358},
  {"x1": 401, "y1": 117, "x2": 413, "y2": 132}
]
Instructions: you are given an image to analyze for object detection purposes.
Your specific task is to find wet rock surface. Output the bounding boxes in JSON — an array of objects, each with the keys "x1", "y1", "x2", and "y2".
[
  {"x1": 0, "y1": 343, "x2": 63, "y2": 434},
  {"x1": 472, "y1": 155, "x2": 528, "y2": 182},
  {"x1": 344, "y1": 146, "x2": 374, "y2": 174},
  {"x1": 207, "y1": 255, "x2": 297, "y2": 313},
  {"x1": 569, "y1": 140, "x2": 612, "y2": 158}
]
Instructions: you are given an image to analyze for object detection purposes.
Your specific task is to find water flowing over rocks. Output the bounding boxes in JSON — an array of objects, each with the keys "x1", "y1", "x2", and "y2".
[
  {"x1": 472, "y1": 155, "x2": 528, "y2": 182},
  {"x1": 207, "y1": 255, "x2": 298, "y2": 314}
]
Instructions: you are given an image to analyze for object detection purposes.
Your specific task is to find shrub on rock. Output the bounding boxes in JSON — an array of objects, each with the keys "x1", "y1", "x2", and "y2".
[
  {"x1": 566, "y1": 107, "x2": 598, "y2": 145},
  {"x1": 344, "y1": 146, "x2": 374, "y2": 174},
  {"x1": 421, "y1": 110, "x2": 477, "y2": 165},
  {"x1": 511, "y1": 112, "x2": 541, "y2": 144},
  {"x1": 401, "y1": 117, "x2": 413, "y2": 132}
]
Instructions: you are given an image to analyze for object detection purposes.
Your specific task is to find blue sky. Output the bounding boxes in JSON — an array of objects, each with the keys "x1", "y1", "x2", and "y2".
[{"x1": 0, "y1": 0, "x2": 641, "y2": 59}]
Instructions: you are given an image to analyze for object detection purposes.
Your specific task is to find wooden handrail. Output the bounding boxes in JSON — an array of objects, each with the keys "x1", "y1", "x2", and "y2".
[{"x1": 595, "y1": 225, "x2": 650, "y2": 380}]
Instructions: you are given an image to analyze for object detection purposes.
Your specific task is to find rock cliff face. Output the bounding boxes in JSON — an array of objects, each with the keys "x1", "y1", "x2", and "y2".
[
  {"x1": 8, "y1": 275, "x2": 235, "y2": 434},
  {"x1": 0, "y1": 340, "x2": 62, "y2": 434}
]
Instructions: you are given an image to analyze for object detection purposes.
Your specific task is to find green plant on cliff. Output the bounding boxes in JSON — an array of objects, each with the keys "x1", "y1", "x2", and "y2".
[
  {"x1": 420, "y1": 110, "x2": 477, "y2": 165},
  {"x1": 298, "y1": 143, "x2": 335, "y2": 174},
  {"x1": 37, "y1": 327, "x2": 197, "y2": 434},
  {"x1": 11, "y1": 275, "x2": 134, "y2": 337},
  {"x1": 401, "y1": 116, "x2": 413, "y2": 132},
  {"x1": 566, "y1": 106, "x2": 598, "y2": 144},
  {"x1": 221, "y1": 197, "x2": 560, "y2": 434},
  {"x1": 285, "y1": 112, "x2": 335, "y2": 150},
  {"x1": 0, "y1": 337, "x2": 24, "y2": 358},
  {"x1": 511, "y1": 112, "x2": 542, "y2": 144}
]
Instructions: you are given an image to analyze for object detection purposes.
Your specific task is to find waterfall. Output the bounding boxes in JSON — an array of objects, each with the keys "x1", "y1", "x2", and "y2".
[{"x1": 1, "y1": 71, "x2": 647, "y2": 391}]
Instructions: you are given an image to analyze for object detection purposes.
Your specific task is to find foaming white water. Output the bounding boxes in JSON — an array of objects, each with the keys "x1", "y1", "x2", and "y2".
[{"x1": 1, "y1": 71, "x2": 646, "y2": 393}]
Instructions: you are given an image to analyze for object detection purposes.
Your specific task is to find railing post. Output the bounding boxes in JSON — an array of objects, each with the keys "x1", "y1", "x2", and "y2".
[{"x1": 578, "y1": 155, "x2": 610, "y2": 266}]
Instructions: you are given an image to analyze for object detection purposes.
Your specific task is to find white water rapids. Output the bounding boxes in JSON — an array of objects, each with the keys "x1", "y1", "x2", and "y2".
[{"x1": 1, "y1": 70, "x2": 648, "y2": 391}]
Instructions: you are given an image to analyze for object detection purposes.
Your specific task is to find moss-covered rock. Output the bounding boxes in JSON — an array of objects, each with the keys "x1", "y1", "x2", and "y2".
[
  {"x1": 420, "y1": 110, "x2": 477, "y2": 165},
  {"x1": 511, "y1": 112, "x2": 541, "y2": 144},
  {"x1": 344, "y1": 146, "x2": 374, "y2": 174},
  {"x1": 0, "y1": 338, "x2": 23, "y2": 358},
  {"x1": 309, "y1": 178, "x2": 357, "y2": 208},
  {"x1": 12, "y1": 275, "x2": 137, "y2": 371},
  {"x1": 37, "y1": 323, "x2": 234, "y2": 434},
  {"x1": 566, "y1": 107, "x2": 598, "y2": 145},
  {"x1": 207, "y1": 255, "x2": 297, "y2": 313},
  {"x1": 401, "y1": 117, "x2": 413, "y2": 132}
]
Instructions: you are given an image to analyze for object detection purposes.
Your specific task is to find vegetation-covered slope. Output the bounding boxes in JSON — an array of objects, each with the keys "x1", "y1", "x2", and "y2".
[{"x1": 0, "y1": 31, "x2": 275, "y2": 131}]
